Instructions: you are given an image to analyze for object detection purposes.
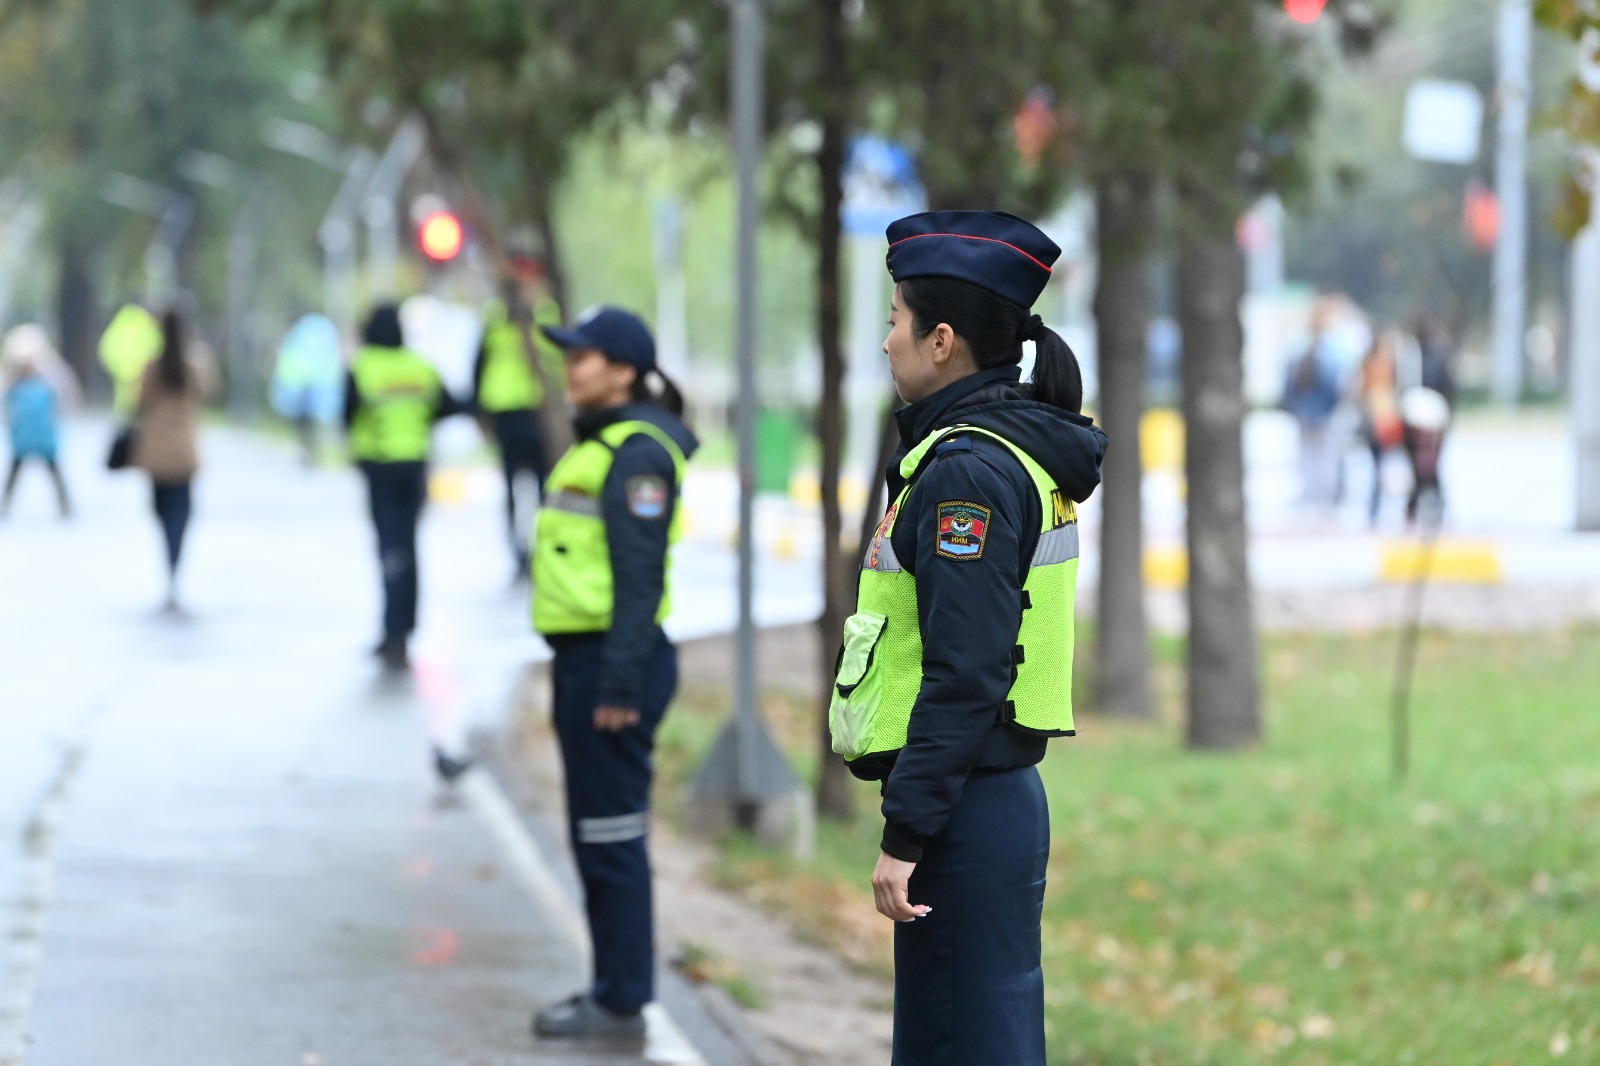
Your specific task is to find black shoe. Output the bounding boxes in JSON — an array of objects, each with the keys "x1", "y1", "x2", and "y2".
[
  {"x1": 377, "y1": 637, "x2": 409, "y2": 671},
  {"x1": 431, "y1": 745, "x2": 473, "y2": 785},
  {"x1": 532, "y1": 994, "x2": 645, "y2": 1040}
]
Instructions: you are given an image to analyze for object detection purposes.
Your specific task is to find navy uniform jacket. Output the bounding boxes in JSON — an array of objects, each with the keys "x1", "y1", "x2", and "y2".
[
  {"x1": 849, "y1": 367, "x2": 1107, "y2": 863},
  {"x1": 562, "y1": 403, "x2": 699, "y2": 708}
]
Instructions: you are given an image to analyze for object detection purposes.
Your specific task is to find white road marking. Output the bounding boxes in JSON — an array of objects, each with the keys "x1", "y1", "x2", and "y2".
[{"x1": 460, "y1": 771, "x2": 708, "y2": 1065}]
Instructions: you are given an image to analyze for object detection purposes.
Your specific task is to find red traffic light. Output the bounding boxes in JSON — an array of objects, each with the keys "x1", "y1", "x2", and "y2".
[
  {"x1": 1284, "y1": 0, "x2": 1327, "y2": 23},
  {"x1": 419, "y1": 211, "x2": 464, "y2": 262}
]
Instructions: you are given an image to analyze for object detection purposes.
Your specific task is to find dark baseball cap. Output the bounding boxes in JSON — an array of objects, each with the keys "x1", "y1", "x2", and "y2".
[{"x1": 541, "y1": 306, "x2": 656, "y2": 372}]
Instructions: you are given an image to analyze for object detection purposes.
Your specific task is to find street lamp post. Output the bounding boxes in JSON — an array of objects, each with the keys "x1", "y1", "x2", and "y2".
[
  {"x1": 1492, "y1": 0, "x2": 1531, "y2": 408},
  {"x1": 688, "y1": 0, "x2": 804, "y2": 846},
  {"x1": 262, "y1": 118, "x2": 375, "y2": 337}
]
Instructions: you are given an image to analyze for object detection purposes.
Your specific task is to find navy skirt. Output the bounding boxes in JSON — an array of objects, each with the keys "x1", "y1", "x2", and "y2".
[{"x1": 892, "y1": 765, "x2": 1049, "y2": 1066}]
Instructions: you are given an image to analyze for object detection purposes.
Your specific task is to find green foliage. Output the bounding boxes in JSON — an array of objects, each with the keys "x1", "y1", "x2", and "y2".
[
  {"x1": 0, "y1": 0, "x2": 336, "y2": 317},
  {"x1": 662, "y1": 626, "x2": 1600, "y2": 1063}
]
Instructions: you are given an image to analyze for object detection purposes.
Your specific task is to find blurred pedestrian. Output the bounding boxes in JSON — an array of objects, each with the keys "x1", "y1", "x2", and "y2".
[
  {"x1": 529, "y1": 307, "x2": 696, "y2": 1042},
  {"x1": 270, "y1": 311, "x2": 344, "y2": 466},
  {"x1": 1356, "y1": 329, "x2": 1405, "y2": 528},
  {"x1": 345, "y1": 304, "x2": 464, "y2": 671},
  {"x1": 1400, "y1": 315, "x2": 1456, "y2": 524},
  {"x1": 99, "y1": 302, "x2": 164, "y2": 416},
  {"x1": 1282, "y1": 307, "x2": 1343, "y2": 514},
  {"x1": 472, "y1": 273, "x2": 563, "y2": 581},
  {"x1": 2, "y1": 348, "x2": 71, "y2": 519},
  {"x1": 133, "y1": 311, "x2": 212, "y2": 611},
  {"x1": 832, "y1": 211, "x2": 1105, "y2": 1065}
]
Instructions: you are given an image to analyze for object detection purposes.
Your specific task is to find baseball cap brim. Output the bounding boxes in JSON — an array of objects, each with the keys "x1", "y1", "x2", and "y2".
[{"x1": 539, "y1": 325, "x2": 595, "y2": 351}]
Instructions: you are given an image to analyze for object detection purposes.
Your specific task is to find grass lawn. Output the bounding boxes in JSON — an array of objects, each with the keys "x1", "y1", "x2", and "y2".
[{"x1": 655, "y1": 626, "x2": 1600, "y2": 1065}]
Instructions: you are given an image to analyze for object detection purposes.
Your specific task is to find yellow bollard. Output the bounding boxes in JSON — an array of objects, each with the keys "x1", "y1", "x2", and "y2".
[{"x1": 1140, "y1": 409, "x2": 1185, "y2": 473}]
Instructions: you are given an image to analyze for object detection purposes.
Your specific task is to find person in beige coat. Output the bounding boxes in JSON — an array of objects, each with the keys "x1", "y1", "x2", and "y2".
[{"x1": 133, "y1": 310, "x2": 211, "y2": 610}]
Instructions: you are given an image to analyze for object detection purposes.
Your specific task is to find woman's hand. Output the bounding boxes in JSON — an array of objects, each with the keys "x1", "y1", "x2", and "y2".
[
  {"x1": 872, "y1": 851, "x2": 931, "y2": 922},
  {"x1": 593, "y1": 705, "x2": 641, "y2": 731}
]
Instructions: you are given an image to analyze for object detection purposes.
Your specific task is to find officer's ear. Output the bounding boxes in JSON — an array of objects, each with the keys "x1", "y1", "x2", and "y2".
[{"x1": 927, "y1": 321, "x2": 960, "y2": 367}]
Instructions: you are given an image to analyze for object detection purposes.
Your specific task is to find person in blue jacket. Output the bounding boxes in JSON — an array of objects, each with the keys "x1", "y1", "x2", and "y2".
[
  {"x1": 834, "y1": 210, "x2": 1107, "y2": 1064},
  {"x1": 1, "y1": 353, "x2": 71, "y2": 519},
  {"x1": 527, "y1": 307, "x2": 697, "y2": 1042}
]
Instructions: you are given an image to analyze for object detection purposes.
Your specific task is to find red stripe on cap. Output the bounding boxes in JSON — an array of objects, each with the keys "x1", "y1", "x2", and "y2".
[{"x1": 887, "y1": 232, "x2": 1054, "y2": 273}]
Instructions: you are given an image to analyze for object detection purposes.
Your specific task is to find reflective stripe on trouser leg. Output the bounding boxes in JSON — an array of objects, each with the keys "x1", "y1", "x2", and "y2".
[
  {"x1": 549, "y1": 632, "x2": 679, "y2": 1014},
  {"x1": 892, "y1": 766, "x2": 1049, "y2": 1066}
]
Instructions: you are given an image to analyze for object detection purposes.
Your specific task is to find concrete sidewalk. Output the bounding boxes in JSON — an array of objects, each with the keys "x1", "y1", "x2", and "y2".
[{"x1": 0, "y1": 424, "x2": 762, "y2": 1066}]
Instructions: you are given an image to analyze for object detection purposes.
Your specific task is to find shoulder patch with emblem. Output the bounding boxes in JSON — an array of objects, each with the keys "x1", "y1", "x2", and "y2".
[
  {"x1": 625, "y1": 475, "x2": 670, "y2": 519},
  {"x1": 935, "y1": 500, "x2": 990, "y2": 560}
]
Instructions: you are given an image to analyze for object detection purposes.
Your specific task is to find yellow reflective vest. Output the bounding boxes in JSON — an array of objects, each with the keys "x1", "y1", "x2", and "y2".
[
  {"x1": 477, "y1": 298, "x2": 565, "y2": 414},
  {"x1": 532, "y1": 420, "x2": 686, "y2": 634},
  {"x1": 348, "y1": 346, "x2": 441, "y2": 463},
  {"x1": 829, "y1": 423, "x2": 1080, "y2": 761},
  {"x1": 99, "y1": 305, "x2": 163, "y2": 415}
]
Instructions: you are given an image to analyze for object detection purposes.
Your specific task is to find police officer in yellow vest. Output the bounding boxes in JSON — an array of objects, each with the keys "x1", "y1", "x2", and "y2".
[
  {"x1": 343, "y1": 304, "x2": 465, "y2": 670},
  {"x1": 528, "y1": 307, "x2": 696, "y2": 1042},
  {"x1": 829, "y1": 211, "x2": 1106, "y2": 1065},
  {"x1": 471, "y1": 279, "x2": 564, "y2": 578}
]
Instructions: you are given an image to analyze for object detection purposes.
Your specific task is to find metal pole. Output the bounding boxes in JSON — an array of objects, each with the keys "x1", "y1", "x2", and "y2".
[
  {"x1": 1572, "y1": 208, "x2": 1600, "y2": 529},
  {"x1": 361, "y1": 118, "x2": 426, "y2": 303},
  {"x1": 732, "y1": 0, "x2": 763, "y2": 805},
  {"x1": 1492, "y1": 0, "x2": 1530, "y2": 408},
  {"x1": 687, "y1": 0, "x2": 799, "y2": 839},
  {"x1": 319, "y1": 150, "x2": 375, "y2": 337}
]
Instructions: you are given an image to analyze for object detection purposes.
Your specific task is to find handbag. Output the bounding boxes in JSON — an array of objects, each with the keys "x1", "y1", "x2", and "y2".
[{"x1": 106, "y1": 425, "x2": 138, "y2": 470}]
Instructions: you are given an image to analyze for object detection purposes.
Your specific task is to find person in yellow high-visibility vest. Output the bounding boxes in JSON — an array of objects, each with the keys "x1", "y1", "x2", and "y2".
[
  {"x1": 828, "y1": 211, "x2": 1107, "y2": 1065},
  {"x1": 527, "y1": 307, "x2": 697, "y2": 1042},
  {"x1": 343, "y1": 304, "x2": 466, "y2": 670},
  {"x1": 98, "y1": 303, "x2": 163, "y2": 415},
  {"x1": 471, "y1": 278, "x2": 565, "y2": 580}
]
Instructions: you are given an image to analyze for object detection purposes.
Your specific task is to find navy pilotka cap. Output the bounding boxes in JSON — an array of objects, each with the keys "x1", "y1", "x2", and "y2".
[
  {"x1": 885, "y1": 210, "x2": 1060, "y2": 309},
  {"x1": 541, "y1": 306, "x2": 656, "y2": 372}
]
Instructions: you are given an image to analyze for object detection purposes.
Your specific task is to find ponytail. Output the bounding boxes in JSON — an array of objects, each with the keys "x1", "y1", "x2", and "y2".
[
  {"x1": 1027, "y1": 321, "x2": 1084, "y2": 414},
  {"x1": 899, "y1": 276, "x2": 1085, "y2": 414},
  {"x1": 630, "y1": 367, "x2": 686, "y2": 419}
]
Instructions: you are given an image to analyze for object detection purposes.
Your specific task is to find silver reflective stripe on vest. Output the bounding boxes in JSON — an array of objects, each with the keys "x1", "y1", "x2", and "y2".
[
  {"x1": 576, "y1": 811, "x2": 649, "y2": 845},
  {"x1": 863, "y1": 536, "x2": 903, "y2": 573},
  {"x1": 1031, "y1": 523, "x2": 1080, "y2": 566},
  {"x1": 545, "y1": 490, "x2": 603, "y2": 519}
]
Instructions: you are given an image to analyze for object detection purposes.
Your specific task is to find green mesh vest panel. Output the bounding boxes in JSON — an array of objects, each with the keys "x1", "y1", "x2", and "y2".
[
  {"x1": 348, "y1": 347, "x2": 441, "y2": 463},
  {"x1": 532, "y1": 420, "x2": 686, "y2": 634},
  {"x1": 830, "y1": 423, "x2": 1080, "y2": 761}
]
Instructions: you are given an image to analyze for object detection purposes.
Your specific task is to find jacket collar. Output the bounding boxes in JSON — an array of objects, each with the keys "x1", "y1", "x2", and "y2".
[{"x1": 895, "y1": 366, "x2": 1022, "y2": 447}]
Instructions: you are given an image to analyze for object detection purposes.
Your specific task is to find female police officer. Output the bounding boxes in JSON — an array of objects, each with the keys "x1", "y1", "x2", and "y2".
[
  {"x1": 527, "y1": 306, "x2": 697, "y2": 1041},
  {"x1": 828, "y1": 211, "x2": 1107, "y2": 1064}
]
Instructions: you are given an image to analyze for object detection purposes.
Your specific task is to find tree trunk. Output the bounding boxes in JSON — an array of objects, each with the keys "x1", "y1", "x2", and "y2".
[
  {"x1": 56, "y1": 235, "x2": 103, "y2": 404},
  {"x1": 813, "y1": 0, "x2": 854, "y2": 821},
  {"x1": 1176, "y1": 226, "x2": 1260, "y2": 749},
  {"x1": 530, "y1": 176, "x2": 570, "y2": 320},
  {"x1": 1091, "y1": 175, "x2": 1154, "y2": 719}
]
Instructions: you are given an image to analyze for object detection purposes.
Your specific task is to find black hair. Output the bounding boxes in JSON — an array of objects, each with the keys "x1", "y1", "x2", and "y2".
[
  {"x1": 629, "y1": 366, "x2": 686, "y2": 419},
  {"x1": 155, "y1": 309, "x2": 189, "y2": 393},
  {"x1": 898, "y1": 275, "x2": 1083, "y2": 413},
  {"x1": 362, "y1": 303, "x2": 404, "y2": 348}
]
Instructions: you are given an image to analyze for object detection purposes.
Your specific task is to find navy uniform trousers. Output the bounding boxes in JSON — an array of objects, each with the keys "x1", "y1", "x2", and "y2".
[
  {"x1": 361, "y1": 461, "x2": 428, "y2": 641},
  {"x1": 893, "y1": 766, "x2": 1050, "y2": 1066},
  {"x1": 548, "y1": 629, "x2": 678, "y2": 1014}
]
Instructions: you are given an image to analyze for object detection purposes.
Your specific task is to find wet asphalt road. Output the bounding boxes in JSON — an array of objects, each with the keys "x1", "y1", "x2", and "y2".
[{"x1": 0, "y1": 422, "x2": 789, "y2": 1066}]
